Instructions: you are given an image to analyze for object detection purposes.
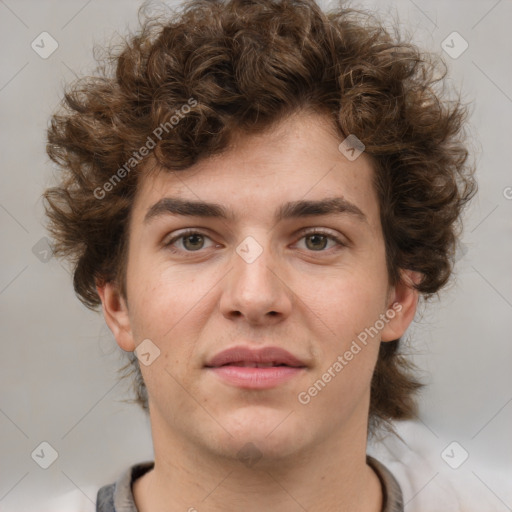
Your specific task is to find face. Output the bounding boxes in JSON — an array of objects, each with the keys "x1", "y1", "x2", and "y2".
[{"x1": 99, "y1": 111, "x2": 417, "y2": 466}]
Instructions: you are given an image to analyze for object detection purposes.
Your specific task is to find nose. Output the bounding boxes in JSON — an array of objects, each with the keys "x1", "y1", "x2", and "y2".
[{"x1": 218, "y1": 234, "x2": 293, "y2": 326}]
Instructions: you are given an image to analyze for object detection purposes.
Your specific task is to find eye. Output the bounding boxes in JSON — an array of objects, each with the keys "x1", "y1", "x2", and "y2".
[
  {"x1": 164, "y1": 228, "x2": 346, "y2": 255},
  {"x1": 164, "y1": 229, "x2": 216, "y2": 253},
  {"x1": 295, "y1": 229, "x2": 347, "y2": 252}
]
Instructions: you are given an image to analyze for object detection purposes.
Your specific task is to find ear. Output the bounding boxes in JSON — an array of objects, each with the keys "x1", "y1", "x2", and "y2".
[
  {"x1": 96, "y1": 280, "x2": 135, "y2": 352},
  {"x1": 380, "y1": 269, "x2": 422, "y2": 342}
]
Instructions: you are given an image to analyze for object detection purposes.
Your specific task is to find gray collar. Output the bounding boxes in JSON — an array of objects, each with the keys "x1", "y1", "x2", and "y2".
[{"x1": 96, "y1": 456, "x2": 403, "y2": 511}]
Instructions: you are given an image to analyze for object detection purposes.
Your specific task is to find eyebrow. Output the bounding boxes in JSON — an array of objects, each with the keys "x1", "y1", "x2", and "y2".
[{"x1": 143, "y1": 196, "x2": 368, "y2": 225}]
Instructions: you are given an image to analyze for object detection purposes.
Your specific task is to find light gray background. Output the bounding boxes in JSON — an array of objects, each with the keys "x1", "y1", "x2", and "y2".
[{"x1": 0, "y1": 0, "x2": 511, "y2": 510}]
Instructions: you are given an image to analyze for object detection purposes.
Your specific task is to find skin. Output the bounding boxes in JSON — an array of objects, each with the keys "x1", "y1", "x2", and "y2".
[{"x1": 97, "y1": 111, "x2": 419, "y2": 512}]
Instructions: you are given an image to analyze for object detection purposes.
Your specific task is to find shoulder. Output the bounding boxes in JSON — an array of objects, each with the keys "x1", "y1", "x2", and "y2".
[
  {"x1": 41, "y1": 461, "x2": 154, "y2": 512},
  {"x1": 96, "y1": 482, "x2": 115, "y2": 511},
  {"x1": 368, "y1": 420, "x2": 507, "y2": 512}
]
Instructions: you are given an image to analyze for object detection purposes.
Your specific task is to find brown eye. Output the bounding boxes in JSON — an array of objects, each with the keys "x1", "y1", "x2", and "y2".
[
  {"x1": 297, "y1": 229, "x2": 347, "y2": 253},
  {"x1": 182, "y1": 233, "x2": 205, "y2": 251},
  {"x1": 165, "y1": 230, "x2": 214, "y2": 253},
  {"x1": 304, "y1": 234, "x2": 329, "y2": 251}
]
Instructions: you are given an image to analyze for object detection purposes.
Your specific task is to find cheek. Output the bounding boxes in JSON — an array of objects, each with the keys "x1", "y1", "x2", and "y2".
[
  {"x1": 127, "y1": 264, "x2": 217, "y2": 371},
  {"x1": 292, "y1": 261, "x2": 388, "y2": 403},
  {"x1": 295, "y1": 273, "x2": 384, "y2": 418},
  {"x1": 299, "y1": 264, "x2": 388, "y2": 336}
]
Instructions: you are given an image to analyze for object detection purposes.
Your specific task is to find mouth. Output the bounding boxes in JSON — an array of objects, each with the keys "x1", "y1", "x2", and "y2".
[
  {"x1": 204, "y1": 345, "x2": 307, "y2": 389},
  {"x1": 204, "y1": 345, "x2": 307, "y2": 369},
  {"x1": 210, "y1": 362, "x2": 304, "y2": 368}
]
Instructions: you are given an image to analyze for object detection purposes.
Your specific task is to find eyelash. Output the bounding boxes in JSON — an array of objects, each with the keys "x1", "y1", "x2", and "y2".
[{"x1": 164, "y1": 228, "x2": 347, "y2": 255}]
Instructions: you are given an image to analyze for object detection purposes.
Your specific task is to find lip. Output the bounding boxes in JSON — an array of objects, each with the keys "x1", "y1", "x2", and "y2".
[
  {"x1": 204, "y1": 345, "x2": 307, "y2": 390},
  {"x1": 205, "y1": 345, "x2": 307, "y2": 368},
  {"x1": 207, "y1": 366, "x2": 305, "y2": 389}
]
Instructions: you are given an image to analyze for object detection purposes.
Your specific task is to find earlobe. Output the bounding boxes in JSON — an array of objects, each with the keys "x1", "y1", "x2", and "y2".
[
  {"x1": 96, "y1": 281, "x2": 135, "y2": 352},
  {"x1": 380, "y1": 269, "x2": 422, "y2": 342}
]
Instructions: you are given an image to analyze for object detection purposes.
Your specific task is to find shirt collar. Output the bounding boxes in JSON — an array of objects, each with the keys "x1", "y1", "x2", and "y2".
[{"x1": 102, "y1": 456, "x2": 403, "y2": 512}]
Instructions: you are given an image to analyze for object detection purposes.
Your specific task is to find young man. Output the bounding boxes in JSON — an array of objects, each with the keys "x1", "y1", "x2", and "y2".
[{"x1": 43, "y1": 0, "x2": 476, "y2": 510}]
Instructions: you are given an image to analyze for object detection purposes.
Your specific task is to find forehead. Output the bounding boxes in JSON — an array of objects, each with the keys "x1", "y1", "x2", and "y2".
[{"x1": 131, "y1": 112, "x2": 380, "y2": 230}]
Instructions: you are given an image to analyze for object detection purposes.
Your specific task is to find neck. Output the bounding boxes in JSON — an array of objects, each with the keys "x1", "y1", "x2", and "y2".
[{"x1": 133, "y1": 407, "x2": 382, "y2": 512}]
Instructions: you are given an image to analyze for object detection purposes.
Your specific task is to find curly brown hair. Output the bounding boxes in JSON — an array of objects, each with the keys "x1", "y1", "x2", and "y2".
[{"x1": 43, "y1": 0, "x2": 477, "y2": 434}]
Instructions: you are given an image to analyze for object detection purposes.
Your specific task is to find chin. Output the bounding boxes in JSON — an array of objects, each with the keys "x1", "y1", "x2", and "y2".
[{"x1": 208, "y1": 409, "x2": 311, "y2": 462}]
